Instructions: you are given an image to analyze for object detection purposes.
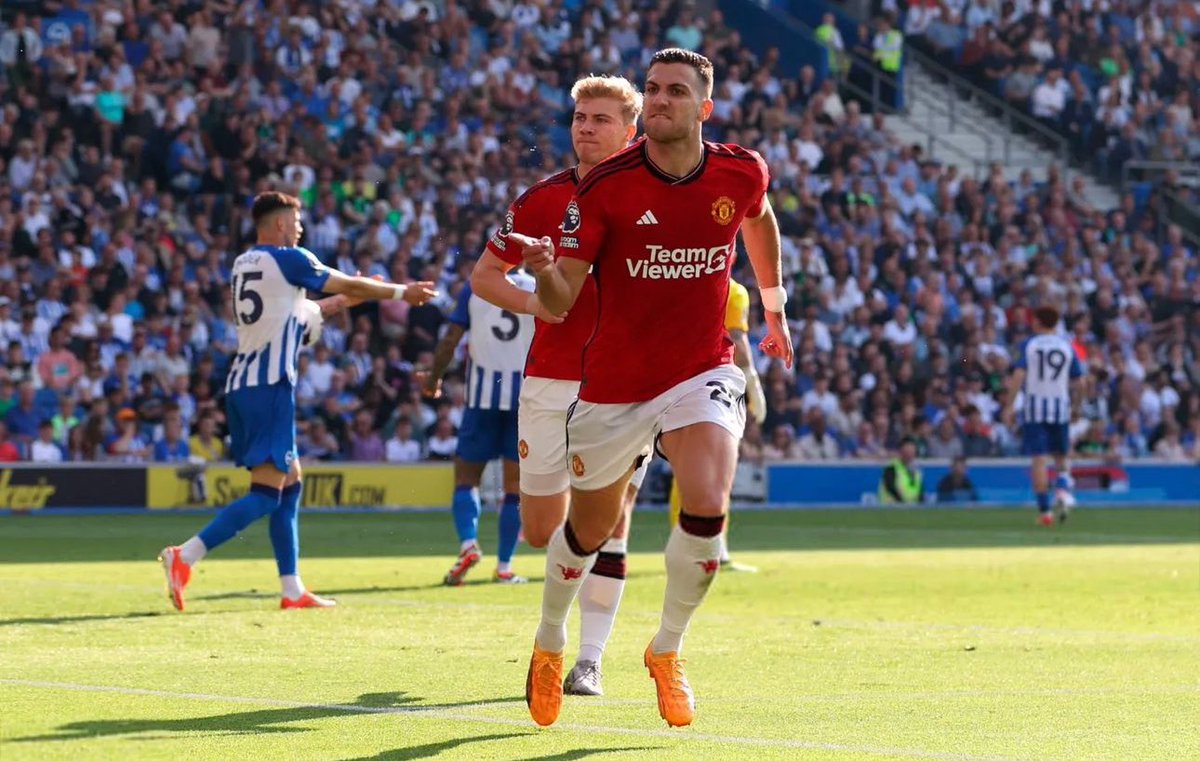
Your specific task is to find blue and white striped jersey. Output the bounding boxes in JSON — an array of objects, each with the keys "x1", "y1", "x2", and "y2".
[
  {"x1": 449, "y1": 273, "x2": 535, "y2": 411},
  {"x1": 1014, "y1": 333, "x2": 1083, "y2": 424},
  {"x1": 225, "y1": 246, "x2": 330, "y2": 394}
]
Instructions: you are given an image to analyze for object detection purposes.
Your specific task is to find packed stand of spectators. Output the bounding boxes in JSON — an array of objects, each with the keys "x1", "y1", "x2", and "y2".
[
  {"x1": 0, "y1": 1, "x2": 1195, "y2": 468},
  {"x1": 901, "y1": 0, "x2": 1200, "y2": 182}
]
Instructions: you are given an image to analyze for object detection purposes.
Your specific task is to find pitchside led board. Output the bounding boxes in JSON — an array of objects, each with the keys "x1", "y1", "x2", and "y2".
[
  {"x1": 145, "y1": 464, "x2": 454, "y2": 510},
  {"x1": 0, "y1": 464, "x2": 455, "y2": 511}
]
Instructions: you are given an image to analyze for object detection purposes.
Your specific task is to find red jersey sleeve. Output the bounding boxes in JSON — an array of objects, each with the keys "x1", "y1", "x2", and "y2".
[
  {"x1": 484, "y1": 202, "x2": 524, "y2": 267},
  {"x1": 744, "y1": 149, "x2": 771, "y2": 219},
  {"x1": 557, "y1": 191, "x2": 606, "y2": 265}
]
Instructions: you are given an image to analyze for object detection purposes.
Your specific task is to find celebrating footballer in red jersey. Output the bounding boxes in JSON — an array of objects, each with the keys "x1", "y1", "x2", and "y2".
[
  {"x1": 468, "y1": 76, "x2": 648, "y2": 701},
  {"x1": 515, "y1": 49, "x2": 793, "y2": 730},
  {"x1": 558, "y1": 137, "x2": 770, "y2": 403}
]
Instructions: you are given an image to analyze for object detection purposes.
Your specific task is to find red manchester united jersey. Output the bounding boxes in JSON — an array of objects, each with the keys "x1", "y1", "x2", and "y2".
[
  {"x1": 486, "y1": 167, "x2": 598, "y2": 382},
  {"x1": 559, "y1": 139, "x2": 770, "y2": 403}
]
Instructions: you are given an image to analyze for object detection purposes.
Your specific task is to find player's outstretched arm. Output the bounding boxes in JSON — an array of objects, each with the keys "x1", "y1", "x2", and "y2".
[
  {"x1": 509, "y1": 233, "x2": 588, "y2": 316},
  {"x1": 470, "y1": 250, "x2": 565, "y2": 324},
  {"x1": 741, "y1": 198, "x2": 794, "y2": 368},
  {"x1": 321, "y1": 270, "x2": 440, "y2": 306}
]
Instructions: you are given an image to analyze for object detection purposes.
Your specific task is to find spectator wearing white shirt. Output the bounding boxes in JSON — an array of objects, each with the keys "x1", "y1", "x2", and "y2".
[
  {"x1": 896, "y1": 178, "x2": 935, "y2": 218},
  {"x1": 793, "y1": 124, "x2": 824, "y2": 170},
  {"x1": 1031, "y1": 68, "x2": 1068, "y2": 130},
  {"x1": 30, "y1": 421, "x2": 64, "y2": 463},
  {"x1": 385, "y1": 418, "x2": 423, "y2": 463},
  {"x1": 884, "y1": 304, "x2": 918, "y2": 347},
  {"x1": 798, "y1": 409, "x2": 840, "y2": 459},
  {"x1": 801, "y1": 373, "x2": 840, "y2": 420},
  {"x1": 305, "y1": 343, "x2": 337, "y2": 397}
]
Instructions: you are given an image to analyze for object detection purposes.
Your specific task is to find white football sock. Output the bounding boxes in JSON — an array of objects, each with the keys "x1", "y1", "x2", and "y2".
[
  {"x1": 717, "y1": 532, "x2": 731, "y2": 562},
  {"x1": 535, "y1": 524, "x2": 595, "y2": 653},
  {"x1": 577, "y1": 536, "x2": 628, "y2": 664},
  {"x1": 652, "y1": 525, "x2": 722, "y2": 655},
  {"x1": 280, "y1": 575, "x2": 306, "y2": 600},
  {"x1": 180, "y1": 536, "x2": 207, "y2": 566},
  {"x1": 461, "y1": 538, "x2": 480, "y2": 553},
  {"x1": 496, "y1": 560, "x2": 512, "y2": 574}
]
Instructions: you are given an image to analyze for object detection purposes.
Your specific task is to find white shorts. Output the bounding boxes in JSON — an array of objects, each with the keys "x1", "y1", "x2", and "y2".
[
  {"x1": 566, "y1": 365, "x2": 746, "y2": 491},
  {"x1": 518, "y1": 377, "x2": 650, "y2": 496}
]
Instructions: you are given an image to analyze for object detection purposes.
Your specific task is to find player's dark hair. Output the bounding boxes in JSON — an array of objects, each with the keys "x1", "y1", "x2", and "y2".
[
  {"x1": 1034, "y1": 306, "x2": 1059, "y2": 330},
  {"x1": 251, "y1": 192, "x2": 301, "y2": 226},
  {"x1": 650, "y1": 48, "x2": 714, "y2": 97}
]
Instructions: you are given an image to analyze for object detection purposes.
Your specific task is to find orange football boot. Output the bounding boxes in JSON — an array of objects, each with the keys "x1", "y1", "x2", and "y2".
[
  {"x1": 158, "y1": 546, "x2": 191, "y2": 612},
  {"x1": 525, "y1": 643, "x2": 564, "y2": 727},
  {"x1": 281, "y1": 591, "x2": 337, "y2": 609},
  {"x1": 443, "y1": 543, "x2": 482, "y2": 586},
  {"x1": 644, "y1": 643, "x2": 696, "y2": 727}
]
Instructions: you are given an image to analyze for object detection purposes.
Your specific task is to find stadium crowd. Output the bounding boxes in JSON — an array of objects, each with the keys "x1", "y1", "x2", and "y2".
[
  {"x1": 903, "y1": 0, "x2": 1200, "y2": 181},
  {"x1": 0, "y1": 0, "x2": 1196, "y2": 468}
]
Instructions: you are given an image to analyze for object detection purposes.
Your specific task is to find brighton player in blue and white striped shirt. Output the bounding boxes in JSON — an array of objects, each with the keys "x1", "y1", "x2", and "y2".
[
  {"x1": 158, "y1": 192, "x2": 437, "y2": 611},
  {"x1": 421, "y1": 274, "x2": 536, "y2": 585},
  {"x1": 1008, "y1": 306, "x2": 1084, "y2": 525}
]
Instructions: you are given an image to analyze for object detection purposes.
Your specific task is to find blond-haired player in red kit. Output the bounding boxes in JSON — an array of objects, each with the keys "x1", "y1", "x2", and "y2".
[
  {"x1": 512, "y1": 49, "x2": 794, "y2": 728},
  {"x1": 471, "y1": 75, "x2": 644, "y2": 697}
]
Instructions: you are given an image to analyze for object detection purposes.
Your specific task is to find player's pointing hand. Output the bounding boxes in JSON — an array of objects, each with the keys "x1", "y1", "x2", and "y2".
[
  {"x1": 403, "y1": 281, "x2": 440, "y2": 306},
  {"x1": 510, "y1": 232, "x2": 556, "y2": 274}
]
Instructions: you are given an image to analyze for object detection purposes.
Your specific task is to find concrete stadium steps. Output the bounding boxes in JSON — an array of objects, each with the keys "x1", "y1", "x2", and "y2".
[{"x1": 884, "y1": 65, "x2": 1120, "y2": 211}]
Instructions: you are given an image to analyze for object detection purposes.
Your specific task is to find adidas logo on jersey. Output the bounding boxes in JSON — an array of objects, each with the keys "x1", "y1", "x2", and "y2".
[{"x1": 635, "y1": 210, "x2": 659, "y2": 225}]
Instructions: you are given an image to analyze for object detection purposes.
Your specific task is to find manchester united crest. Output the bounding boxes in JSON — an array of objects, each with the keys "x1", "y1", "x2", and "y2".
[
  {"x1": 518, "y1": 439, "x2": 529, "y2": 459},
  {"x1": 500, "y1": 210, "x2": 515, "y2": 237},
  {"x1": 571, "y1": 454, "x2": 585, "y2": 477},
  {"x1": 711, "y1": 196, "x2": 736, "y2": 225}
]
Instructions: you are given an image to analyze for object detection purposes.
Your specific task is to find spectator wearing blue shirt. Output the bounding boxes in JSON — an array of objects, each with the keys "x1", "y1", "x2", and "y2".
[
  {"x1": 154, "y1": 414, "x2": 191, "y2": 463},
  {"x1": 4, "y1": 383, "x2": 40, "y2": 445}
]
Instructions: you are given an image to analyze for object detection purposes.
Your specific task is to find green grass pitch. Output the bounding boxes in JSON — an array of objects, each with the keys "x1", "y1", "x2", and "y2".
[{"x1": 1, "y1": 507, "x2": 1198, "y2": 760}]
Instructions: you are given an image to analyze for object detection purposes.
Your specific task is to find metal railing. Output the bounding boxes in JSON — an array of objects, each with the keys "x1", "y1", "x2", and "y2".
[
  {"x1": 836, "y1": 74, "x2": 991, "y2": 179},
  {"x1": 903, "y1": 45, "x2": 1072, "y2": 173},
  {"x1": 1121, "y1": 160, "x2": 1200, "y2": 187},
  {"x1": 1120, "y1": 160, "x2": 1200, "y2": 245},
  {"x1": 737, "y1": 0, "x2": 996, "y2": 176}
]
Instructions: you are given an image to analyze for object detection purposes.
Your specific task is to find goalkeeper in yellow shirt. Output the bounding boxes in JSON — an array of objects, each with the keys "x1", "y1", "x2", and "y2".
[{"x1": 667, "y1": 278, "x2": 766, "y2": 572}]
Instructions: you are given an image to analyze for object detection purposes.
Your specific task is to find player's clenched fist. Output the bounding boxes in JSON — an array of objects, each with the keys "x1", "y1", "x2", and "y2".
[{"x1": 509, "y1": 232, "x2": 556, "y2": 274}]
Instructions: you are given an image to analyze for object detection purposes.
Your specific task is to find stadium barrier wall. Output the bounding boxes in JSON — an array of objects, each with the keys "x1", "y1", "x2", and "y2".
[
  {"x1": 144, "y1": 463, "x2": 454, "y2": 510},
  {"x1": 0, "y1": 460, "x2": 1194, "y2": 512},
  {"x1": 763, "y1": 460, "x2": 1200, "y2": 507},
  {"x1": 0, "y1": 463, "x2": 453, "y2": 512}
]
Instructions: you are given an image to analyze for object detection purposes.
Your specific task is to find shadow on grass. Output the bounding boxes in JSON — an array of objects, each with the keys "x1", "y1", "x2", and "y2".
[
  {"x1": 14, "y1": 692, "x2": 529, "y2": 743},
  {"x1": 2, "y1": 508, "x2": 1197, "y2": 564},
  {"x1": 0, "y1": 611, "x2": 169, "y2": 627},
  {"x1": 339, "y1": 733, "x2": 530, "y2": 760},
  {"x1": 515, "y1": 750, "x2": 662, "y2": 761}
]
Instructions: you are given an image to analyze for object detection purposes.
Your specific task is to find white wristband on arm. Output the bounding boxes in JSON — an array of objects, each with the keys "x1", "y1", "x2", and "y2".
[
  {"x1": 389, "y1": 284, "x2": 407, "y2": 300},
  {"x1": 760, "y1": 285, "x2": 787, "y2": 313}
]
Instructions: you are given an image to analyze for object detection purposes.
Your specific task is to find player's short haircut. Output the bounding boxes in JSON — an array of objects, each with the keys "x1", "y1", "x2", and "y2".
[
  {"x1": 570, "y1": 75, "x2": 643, "y2": 125},
  {"x1": 251, "y1": 191, "x2": 301, "y2": 226},
  {"x1": 650, "y1": 48, "x2": 715, "y2": 98},
  {"x1": 1034, "y1": 305, "x2": 1060, "y2": 330}
]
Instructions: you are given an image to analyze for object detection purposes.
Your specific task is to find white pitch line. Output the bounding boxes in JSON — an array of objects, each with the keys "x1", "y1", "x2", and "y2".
[{"x1": 0, "y1": 678, "x2": 1038, "y2": 761}]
